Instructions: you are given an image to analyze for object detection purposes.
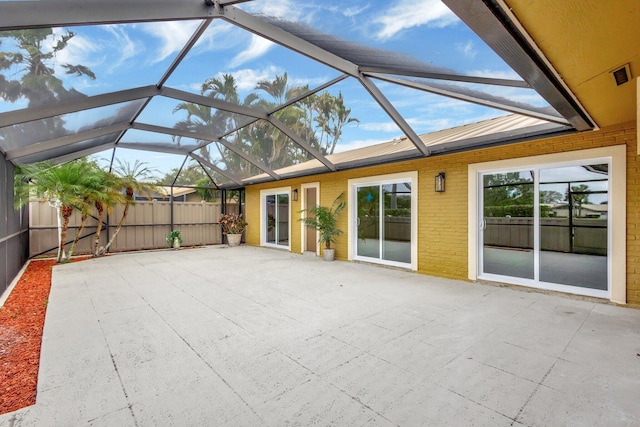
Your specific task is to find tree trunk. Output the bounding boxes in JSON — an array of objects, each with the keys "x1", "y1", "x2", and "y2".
[
  {"x1": 68, "y1": 212, "x2": 87, "y2": 258},
  {"x1": 93, "y1": 202, "x2": 104, "y2": 256},
  {"x1": 58, "y1": 205, "x2": 73, "y2": 263},
  {"x1": 101, "y1": 200, "x2": 130, "y2": 255}
]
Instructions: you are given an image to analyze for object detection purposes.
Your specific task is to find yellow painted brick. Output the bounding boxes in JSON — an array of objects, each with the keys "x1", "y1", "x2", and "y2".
[{"x1": 246, "y1": 121, "x2": 640, "y2": 305}]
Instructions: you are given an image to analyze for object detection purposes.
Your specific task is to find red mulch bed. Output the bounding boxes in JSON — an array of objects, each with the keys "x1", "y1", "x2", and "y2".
[{"x1": 0, "y1": 258, "x2": 87, "y2": 415}]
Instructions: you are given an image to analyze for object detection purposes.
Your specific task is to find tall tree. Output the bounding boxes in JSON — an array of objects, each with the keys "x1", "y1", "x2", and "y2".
[
  {"x1": 14, "y1": 159, "x2": 97, "y2": 262},
  {"x1": 100, "y1": 160, "x2": 159, "y2": 255},
  {"x1": 0, "y1": 29, "x2": 96, "y2": 146}
]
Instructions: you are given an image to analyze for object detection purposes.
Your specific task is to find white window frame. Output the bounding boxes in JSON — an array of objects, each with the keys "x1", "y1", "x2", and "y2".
[
  {"x1": 348, "y1": 171, "x2": 418, "y2": 270},
  {"x1": 260, "y1": 186, "x2": 292, "y2": 250},
  {"x1": 468, "y1": 145, "x2": 626, "y2": 303}
]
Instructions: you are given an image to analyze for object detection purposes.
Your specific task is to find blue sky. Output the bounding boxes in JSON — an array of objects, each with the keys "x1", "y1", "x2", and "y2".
[{"x1": 0, "y1": 0, "x2": 550, "y2": 179}]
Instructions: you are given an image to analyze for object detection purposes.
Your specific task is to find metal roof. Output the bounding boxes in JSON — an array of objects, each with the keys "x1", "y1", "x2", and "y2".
[
  {"x1": 0, "y1": 0, "x2": 592, "y2": 189},
  {"x1": 243, "y1": 113, "x2": 571, "y2": 183}
]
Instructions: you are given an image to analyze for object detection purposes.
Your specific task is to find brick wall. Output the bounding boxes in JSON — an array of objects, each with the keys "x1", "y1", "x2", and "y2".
[{"x1": 246, "y1": 121, "x2": 639, "y2": 305}]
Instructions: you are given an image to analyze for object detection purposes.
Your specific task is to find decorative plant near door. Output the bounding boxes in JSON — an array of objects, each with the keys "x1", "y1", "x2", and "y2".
[{"x1": 299, "y1": 192, "x2": 345, "y2": 260}]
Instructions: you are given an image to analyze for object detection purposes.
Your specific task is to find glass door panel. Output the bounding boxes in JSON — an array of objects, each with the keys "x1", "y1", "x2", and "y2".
[
  {"x1": 264, "y1": 192, "x2": 289, "y2": 248},
  {"x1": 382, "y1": 183, "x2": 411, "y2": 263},
  {"x1": 539, "y1": 164, "x2": 608, "y2": 290},
  {"x1": 276, "y1": 194, "x2": 289, "y2": 247},
  {"x1": 482, "y1": 171, "x2": 534, "y2": 279},
  {"x1": 357, "y1": 185, "x2": 380, "y2": 258},
  {"x1": 266, "y1": 194, "x2": 276, "y2": 245}
]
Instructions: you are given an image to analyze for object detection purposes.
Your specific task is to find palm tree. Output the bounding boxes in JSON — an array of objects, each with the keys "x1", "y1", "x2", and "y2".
[
  {"x1": 92, "y1": 170, "x2": 125, "y2": 256},
  {"x1": 14, "y1": 159, "x2": 95, "y2": 262},
  {"x1": 99, "y1": 160, "x2": 158, "y2": 255}
]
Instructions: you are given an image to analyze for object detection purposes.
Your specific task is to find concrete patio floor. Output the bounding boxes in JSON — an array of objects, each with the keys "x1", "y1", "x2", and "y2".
[{"x1": 2, "y1": 245, "x2": 639, "y2": 426}]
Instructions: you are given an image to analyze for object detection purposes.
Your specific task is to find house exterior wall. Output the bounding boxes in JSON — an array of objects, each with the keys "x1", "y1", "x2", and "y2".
[{"x1": 245, "y1": 121, "x2": 639, "y2": 306}]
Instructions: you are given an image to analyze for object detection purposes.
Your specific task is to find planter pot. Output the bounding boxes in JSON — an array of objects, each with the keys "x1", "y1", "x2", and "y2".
[
  {"x1": 173, "y1": 237, "x2": 180, "y2": 249},
  {"x1": 323, "y1": 248, "x2": 335, "y2": 261},
  {"x1": 227, "y1": 233, "x2": 242, "y2": 247}
]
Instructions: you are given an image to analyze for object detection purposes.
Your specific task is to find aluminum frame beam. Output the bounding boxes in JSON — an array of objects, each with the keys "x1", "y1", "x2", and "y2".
[
  {"x1": 157, "y1": 19, "x2": 213, "y2": 88},
  {"x1": 160, "y1": 87, "x2": 268, "y2": 119},
  {"x1": 368, "y1": 73, "x2": 569, "y2": 125},
  {"x1": 131, "y1": 123, "x2": 280, "y2": 179},
  {"x1": 189, "y1": 152, "x2": 242, "y2": 186},
  {"x1": 116, "y1": 143, "x2": 193, "y2": 156},
  {"x1": 0, "y1": 0, "x2": 220, "y2": 30},
  {"x1": 6, "y1": 123, "x2": 129, "y2": 160},
  {"x1": 359, "y1": 66, "x2": 530, "y2": 88},
  {"x1": 358, "y1": 76, "x2": 430, "y2": 156},
  {"x1": 0, "y1": 86, "x2": 158, "y2": 128},
  {"x1": 31, "y1": 144, "x2": 117, "y2": 166},
  {"x1": 266, "y1": 117, "x2": 336, "y2": 172},
  {"x1": 442, "y1": 0, "x2": 593, "y2": 131}
]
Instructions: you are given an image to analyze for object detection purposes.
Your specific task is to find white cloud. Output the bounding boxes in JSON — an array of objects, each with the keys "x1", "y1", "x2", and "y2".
[
  {"x1": 228, "y1": 34, "x2": 274, "y2": 68},
  {"x1": 373, "y1": 0, "x2": 458, "y2": 41},
  {"x1": 344, "y1": 5, "x2": 370, "y2": 18},
  {"x1": 243, "y1": 0, "x2": 303, "y2": 20},
  {"x1": 218, "y1": 66, "x2": 282, "y2": 91},
  {"x1": 360, "y1": 122, "x2": 401, "y2": 132},
  {"x1": 456, "y1": 40, "x2": 477, "y2": 59},
  {"x1": 102, "y1": 26, "x2": 138, "y2": 73},
  {"x1": 139, "y1": 20, "x2": 201, "y2": 63}
]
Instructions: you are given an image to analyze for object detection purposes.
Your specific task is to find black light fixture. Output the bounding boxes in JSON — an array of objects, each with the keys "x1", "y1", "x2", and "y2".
[
  {"x1": 435, "y1": 172, "x2": 445, "y2": 193},
  {"x1": 292, "y1": 188, "x2": 298, "y2": 201}
]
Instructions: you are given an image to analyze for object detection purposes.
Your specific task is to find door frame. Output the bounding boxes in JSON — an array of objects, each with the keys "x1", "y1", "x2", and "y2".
[
  {"x1": 260, "y1": 186, "x2": 292, "y2": 250},
  {"x1": 348, "y1": 171, "x2": 418, "y2": 270},
  {"x1": 300, "y1": 182, "x2": 320, "y2": 255},
  {"x1": 468, "y1": 145, "x2": 626, "y2": 303}
]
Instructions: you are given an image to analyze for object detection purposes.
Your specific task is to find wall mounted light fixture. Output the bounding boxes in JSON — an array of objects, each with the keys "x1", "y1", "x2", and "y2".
[
  {"x1": 435, "y1": 172, "x2": 445, "y2": 192},
  {"x1": 292, "y1": 188, "x2": 298, "y2": 201}
]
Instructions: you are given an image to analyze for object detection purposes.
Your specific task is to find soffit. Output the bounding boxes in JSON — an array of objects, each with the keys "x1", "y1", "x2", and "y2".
[{"x1": 505, "y1": 0, "x2": 640, "y2": 128}]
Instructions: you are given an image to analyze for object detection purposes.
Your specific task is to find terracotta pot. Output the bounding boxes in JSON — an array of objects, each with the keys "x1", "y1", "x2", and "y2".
[{"x1": 227, "y1": 233, "x2": 242, "y2": 247}]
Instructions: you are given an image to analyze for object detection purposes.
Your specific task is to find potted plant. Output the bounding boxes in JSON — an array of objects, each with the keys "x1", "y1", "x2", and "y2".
[
  {"x1": 166, "y1": 230, "x2": 182, "y2": 249},
  {"x1": 299, "y1": 192, "x2": 345, "y2": 261},
  {"x1": 219, "y1": 212, "x2": 248, "y2": 247}
]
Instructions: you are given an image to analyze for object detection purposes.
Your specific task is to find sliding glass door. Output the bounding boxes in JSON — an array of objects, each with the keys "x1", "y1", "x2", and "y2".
[
  {"x1": 479, "y1": 162, "x2": 609, "y2": 296},
  {"x1": 353, "y1": 176, "x2": 415, "y2": 268},
  {"x1": 262, "y1": 190, "x2": 290, "y2": 249}
]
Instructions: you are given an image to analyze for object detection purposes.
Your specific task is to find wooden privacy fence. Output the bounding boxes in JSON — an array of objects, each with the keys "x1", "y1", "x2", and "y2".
[
  {"x1": 29, "y1": 201, "x2": 240, "y2": 257},
  {"x1": 484, "y1": 217, "x2": 607, "y2": 255}
]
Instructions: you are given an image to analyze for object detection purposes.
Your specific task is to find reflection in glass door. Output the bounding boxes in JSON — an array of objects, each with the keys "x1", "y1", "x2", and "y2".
[
  {"x1": 356, "y1": 181, "x2": 412, "y2": 266},
  {"x1": 479, "y1": 163, "x2": 609, "y2": 295},
  {"x1": 481, "y1": 171, "x2": 534, "y2": 279},
  {"x1": 539, "y1": 164, "x2": 608, "y2": 290},
  {"x1": 265, "y1": 192, "x2": 289, "y2": 248}
]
